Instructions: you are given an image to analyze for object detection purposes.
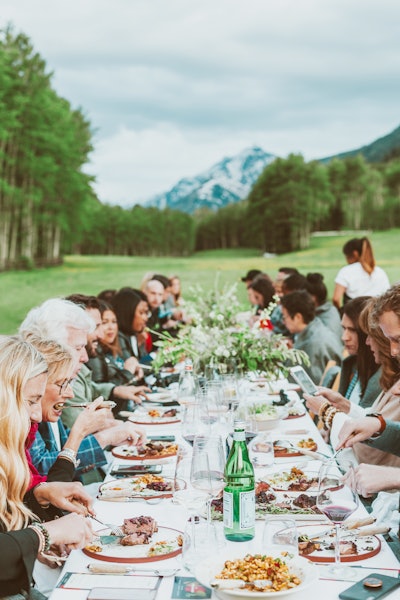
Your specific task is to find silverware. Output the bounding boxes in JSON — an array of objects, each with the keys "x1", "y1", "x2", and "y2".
[{"x1": 88, "y1": 563, "x2": 178, "y2": 576}]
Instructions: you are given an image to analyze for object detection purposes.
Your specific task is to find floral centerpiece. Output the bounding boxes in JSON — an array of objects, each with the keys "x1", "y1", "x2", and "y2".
[{"x1": 151, "y1": 282, "x2": 309, "y2": 380}]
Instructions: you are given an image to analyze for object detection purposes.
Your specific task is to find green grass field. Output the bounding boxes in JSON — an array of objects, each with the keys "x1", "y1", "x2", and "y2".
[{"x1": 1, "y1": 230, "x2": 399, "y2": 334}]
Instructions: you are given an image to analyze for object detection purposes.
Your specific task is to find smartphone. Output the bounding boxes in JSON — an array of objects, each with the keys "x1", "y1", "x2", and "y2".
[
  {"x1": 289, "y1": 366, "x2": 318, "y2": 395},
  {"x1": 87, "y1": 588, "x2": 157, "y2": 600},
  {"x1": 110, "y1": 464, "x2": 162, "y2": 476},
  {"x1": 338, "y1": 573, "x2": 400, "y2": 600},
  {"x1": 148, "y1": 435, "x2": 176, "y2": 442}
]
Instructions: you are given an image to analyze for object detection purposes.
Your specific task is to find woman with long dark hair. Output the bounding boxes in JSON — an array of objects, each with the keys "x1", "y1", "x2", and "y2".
[
  {"x1": 305, "y1": 296, "x2": 380, "y2": 419},
  {"x1": 333, "y1": 237, "x2": 389, "y2": 309},
  {"x1": 112, "y1": 287, "x2": 152, "y2": 361},
  {"x1": 89, "y1": 300, "x2": 143, "y2": 385}
]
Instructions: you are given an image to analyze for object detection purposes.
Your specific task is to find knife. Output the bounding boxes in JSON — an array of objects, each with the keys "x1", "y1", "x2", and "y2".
[{"x1": 87, "y1": 563, "x2": 178, "y2": 576}]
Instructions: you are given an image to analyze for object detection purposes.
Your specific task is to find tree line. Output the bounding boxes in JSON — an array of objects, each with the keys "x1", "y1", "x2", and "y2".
[
  {"x1": 0, "y1": 26, "x2": 95, "y2": 270},
  {"x1": 195, "y1": 153, "x2": 400, "y2": 253},
  {"x1": 2, "y1": 26, "x2": 400, "y2": 270}
]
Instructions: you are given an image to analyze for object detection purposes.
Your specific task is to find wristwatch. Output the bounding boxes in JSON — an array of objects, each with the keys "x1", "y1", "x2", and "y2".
[{"x1": 366, "y1": 413, "x2": 386, "y2": 438}]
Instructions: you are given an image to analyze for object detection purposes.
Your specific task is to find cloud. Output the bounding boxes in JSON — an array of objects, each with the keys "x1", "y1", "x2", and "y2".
[{"x1": 1, "y1": 0, "x2": 400, "y2": 205}]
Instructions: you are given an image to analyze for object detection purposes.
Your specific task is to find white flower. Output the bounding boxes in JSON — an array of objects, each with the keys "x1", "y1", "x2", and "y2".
[{"x1": 217, "y1": 314, "x2": 224, "y2": 321}]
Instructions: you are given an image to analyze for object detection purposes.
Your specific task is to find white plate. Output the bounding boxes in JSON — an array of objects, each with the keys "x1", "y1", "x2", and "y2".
[
  {"x1": 195, "y1": 554, "x2": 318, "y2": 599},
  {"x1": 146, "y1": 392, "x2": 176, "y2": 403},
  {"x1": 83, "y1": 524, "x2": 182, "y2": 563}
]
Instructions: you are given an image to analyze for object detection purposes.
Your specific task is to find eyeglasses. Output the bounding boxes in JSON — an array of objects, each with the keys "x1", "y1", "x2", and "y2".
[{"x1": 54, "y1": 378, "x2": 74, "y2": 395}]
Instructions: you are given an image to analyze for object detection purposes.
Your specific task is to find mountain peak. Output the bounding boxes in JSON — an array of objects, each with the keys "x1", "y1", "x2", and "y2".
[{"x1": 146, "y1": 146, "x2": 276, "y2": 214}]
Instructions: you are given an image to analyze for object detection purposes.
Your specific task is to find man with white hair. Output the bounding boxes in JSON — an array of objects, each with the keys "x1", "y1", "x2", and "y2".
[{"x1": 20, "y1": 296, "x2": 147, "y2": 483}]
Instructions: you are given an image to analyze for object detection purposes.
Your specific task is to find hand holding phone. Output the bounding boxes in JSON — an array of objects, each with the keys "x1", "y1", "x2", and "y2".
[{"x1": 289, "y1": 366, "x2": 318, "y2": 395}]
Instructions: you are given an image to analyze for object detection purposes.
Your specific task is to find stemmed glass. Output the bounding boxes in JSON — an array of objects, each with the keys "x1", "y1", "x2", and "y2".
[
  {"x1": 190, "y1": 435, "x2": 226, "y2": 524},
  {"x1": 181, "y1": 402, "x2": 210, "y2": 447},
  {"x1": 316, "y1": 460, "x2": 359, "y2": 575}
]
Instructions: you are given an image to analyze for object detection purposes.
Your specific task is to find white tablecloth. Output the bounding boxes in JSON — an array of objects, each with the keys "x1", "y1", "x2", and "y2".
[{"x1": 48, "y1": 398, "x2": 400, "y2": 600}]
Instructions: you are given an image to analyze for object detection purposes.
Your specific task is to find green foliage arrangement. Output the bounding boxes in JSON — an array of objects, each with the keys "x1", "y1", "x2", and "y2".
[{"x1": 152, "y1": 282, "x2": 309, "y2": 378}]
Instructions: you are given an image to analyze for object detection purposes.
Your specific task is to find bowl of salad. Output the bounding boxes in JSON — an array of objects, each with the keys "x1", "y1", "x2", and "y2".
[{"x1": 247, "y1": 401, "x2": 288, "y2": 431}]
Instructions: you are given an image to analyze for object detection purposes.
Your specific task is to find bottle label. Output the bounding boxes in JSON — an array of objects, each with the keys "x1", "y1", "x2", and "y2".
[
  {"x1": 223, "y1": 489, "x2": 255, "y2": 530},
  {"x1": 233, "y1": 431, "x2": 246, "y2": 442},
  {"x1": 239, "y1": 490, "x2": 255, "y2": 529},
  {"x1": 223, "y1": 490, "x2": 233, "y2": 529}
]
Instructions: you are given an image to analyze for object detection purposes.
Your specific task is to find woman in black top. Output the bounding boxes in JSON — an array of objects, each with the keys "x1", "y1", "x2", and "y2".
[{"x1": 0, "y1": 335, "x2": 93, "y2": 598}]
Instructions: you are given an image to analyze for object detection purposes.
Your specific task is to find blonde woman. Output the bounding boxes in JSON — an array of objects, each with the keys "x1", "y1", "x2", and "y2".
[
  {"x1": 0, "y1": 335, "x2": 93, "y2": 598},
  {"x1": 27, "y1": 337, "x2": 145, "y2": 483}
]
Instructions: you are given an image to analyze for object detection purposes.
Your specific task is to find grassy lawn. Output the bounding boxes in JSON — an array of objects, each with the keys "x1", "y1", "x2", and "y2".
[{"x1": 1, "y1": 230, "x2": 399, "y2": 334}]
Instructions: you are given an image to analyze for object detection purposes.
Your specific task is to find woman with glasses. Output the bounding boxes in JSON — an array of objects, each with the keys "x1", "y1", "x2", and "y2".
[
  {"x1": 0, "y1": 335, "x2": 93, "y2": 599},
  {"x1": 29, "y1": 337, "x2": 146, "y2": 484}
]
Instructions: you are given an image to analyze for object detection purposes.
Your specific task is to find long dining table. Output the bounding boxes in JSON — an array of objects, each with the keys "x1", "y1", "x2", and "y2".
[{"x1": 49, "y1": 386, "x2": 400, "y2": 600}]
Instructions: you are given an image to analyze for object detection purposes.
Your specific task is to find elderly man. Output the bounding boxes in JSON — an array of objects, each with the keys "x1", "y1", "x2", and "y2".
[{"x1": 19, "y1": 297, "x2": 147, "y2": 482}]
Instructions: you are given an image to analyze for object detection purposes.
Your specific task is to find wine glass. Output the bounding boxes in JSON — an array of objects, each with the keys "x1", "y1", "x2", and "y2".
[
  {"x1": 316, "y1": 460, "x2": 359, "y2": 575},
  {"x1": 190, "y1": 435, "x2": 226, "y2": 524},
  {"x1": 181, "y1": 402, "x2": 210, "y2": 446},
  {"x1": 173, "y1": 446, "x2": 209, "y2": 516}
]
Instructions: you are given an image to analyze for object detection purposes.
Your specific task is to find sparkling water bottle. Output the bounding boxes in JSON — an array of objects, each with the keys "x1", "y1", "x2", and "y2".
[{"x1": 223, "y1": 421, "x2": 255, "y2": 541}]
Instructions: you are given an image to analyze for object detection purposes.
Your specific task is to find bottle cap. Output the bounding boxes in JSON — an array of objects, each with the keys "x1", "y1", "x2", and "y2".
[{"x1": 233, "y1": 419, "x2": 246, "y2": 431}]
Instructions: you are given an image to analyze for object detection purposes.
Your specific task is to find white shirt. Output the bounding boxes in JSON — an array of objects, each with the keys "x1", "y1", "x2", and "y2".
[{"x1": 335, "y1": 262, "x2": 390, "y2": 298}]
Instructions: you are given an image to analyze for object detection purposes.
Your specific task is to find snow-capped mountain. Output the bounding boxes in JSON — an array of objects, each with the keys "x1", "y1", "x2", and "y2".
[{"x1": 146, "y1": 146, "x2": 276, "y2": 214}]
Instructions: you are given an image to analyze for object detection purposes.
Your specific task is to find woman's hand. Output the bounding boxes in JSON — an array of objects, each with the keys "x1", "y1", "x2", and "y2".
[
  {"x1": 345, "y1": 463, "x2": 400, "y2": 497},
  {"x1": 71, "y1": 397, "x2": 115, "y2": 439},
  {"x1": 124, "y1": 356, "x2": 143, "y2": 379},
  {"x1": 44, "y1": 513, "x2": 93, "y2": 551},
  {"x1": 33, "y1": 481, "x2": 94, "y2": 515},
  {"x1": 315, "y1": 387, "x2": 351, "y2": 413},
  {"x1": 303, "y1": 393, "x2": 326, "y2": 414},
  {"x1": 336, "y1": 416, "x2": 382, "y2": 449}
]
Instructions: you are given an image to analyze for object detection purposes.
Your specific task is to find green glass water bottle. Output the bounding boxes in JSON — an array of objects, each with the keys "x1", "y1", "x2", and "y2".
[{"x1": 223, "y1": 421, "x2": 255, "y2": 541}]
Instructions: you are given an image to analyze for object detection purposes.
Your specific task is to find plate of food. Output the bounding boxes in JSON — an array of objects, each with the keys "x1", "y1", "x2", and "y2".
[
  {"x1": 127, "y1": 408, "x2": 180, "y2": 425},
  {"x1": 265, "y1": 467, "x2": 320, "y2": 492},
  {"x1": 297, "y1": 523, "x2": 381, "y2": 563},
  {"x1": 249, "y1": 380, "x2": 301, "y2": 395},
  {"x1": 210, "y1": 481, "x2": 324, "y2": 521},
  {"x1": 98, "y1": 475, "x2": 186, "y2": 501},
  {"x1": 284, "y1": 405, "x2": 306, "y2": 420},
  {"x1": 111, "y1": 441, "x2": 179, "y2": 460},
  {"x1": 195, "y1": 553, "x2": 318, "y2": 598},
  {"x1": 265, "y1": 466, "x2": 343, "y2": 494},
  {"x1": 83, "y1": 516, "x2": 183, "y2": 563},
  {"x1": 272, "y1": 438, "x2": 318, "y2": 458}
]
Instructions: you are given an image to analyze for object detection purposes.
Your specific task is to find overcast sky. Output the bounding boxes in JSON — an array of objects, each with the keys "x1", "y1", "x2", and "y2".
[{"x1": 2, "y1": 0, "x2": 400, "y2": 206}]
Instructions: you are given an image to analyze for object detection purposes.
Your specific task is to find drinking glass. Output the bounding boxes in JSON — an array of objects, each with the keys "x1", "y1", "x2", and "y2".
[
  {"x1": 316, "y1": 460, "x2": 359, "y2": 575},
  {"x1": 249, "y1": 431, "x2": 274, "y2": 468},
  {"x1": 190, "y1": 435, "x2": 226, "y2": 524},
  {"x1": 181, "y1": 402, "x2": 210, "y2": 446},
  {"x1": 181, "y1": 515, "x2": 222, "y2": 572},
  {"x1": 173, "y1": 446, "x2": 208, "y2": 516},
  {"x1": 262, "y1": 517, "x2": 298, "y2": 558}
]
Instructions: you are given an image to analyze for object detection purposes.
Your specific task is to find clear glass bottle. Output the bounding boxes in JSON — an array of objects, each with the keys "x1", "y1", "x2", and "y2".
[
  {"x1": 178, "y1": 358, "x2": 197, "y2": 406},
  {"x1": 223, "y1": 420, "x2": 255, "y2": 541}
]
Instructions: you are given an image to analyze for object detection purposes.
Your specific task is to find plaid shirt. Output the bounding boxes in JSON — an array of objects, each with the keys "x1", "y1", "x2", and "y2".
[{"x1": 30, "y1": 420, "x2": 107, "y2": 478}]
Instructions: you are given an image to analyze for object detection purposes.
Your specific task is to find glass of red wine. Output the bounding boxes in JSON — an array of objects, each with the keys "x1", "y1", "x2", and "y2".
[{"x1": 316, "y1": 460, "x2": 359, "y2": 575}]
